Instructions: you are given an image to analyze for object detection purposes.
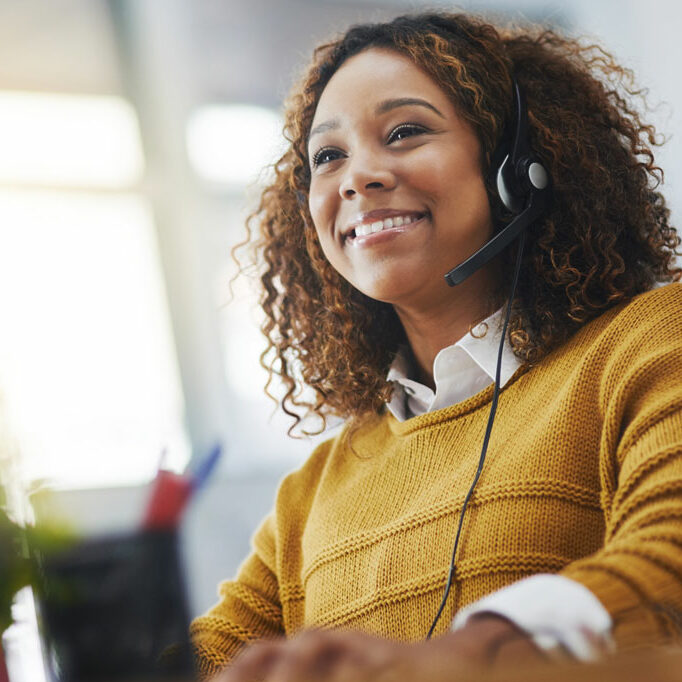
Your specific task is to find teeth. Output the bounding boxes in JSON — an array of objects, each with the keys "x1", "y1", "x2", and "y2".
[{"x1": 351, "y1": 214, "x2": 420, "y2": 238}]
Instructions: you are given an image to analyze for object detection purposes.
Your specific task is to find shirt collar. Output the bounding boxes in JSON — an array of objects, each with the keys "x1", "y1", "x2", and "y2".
[
  {"x1": 386, "y1": 308, "x2": 522, "y2": 421},
  {"x1": 455, "y1": 308, "x2": 522, "y2": 388}
]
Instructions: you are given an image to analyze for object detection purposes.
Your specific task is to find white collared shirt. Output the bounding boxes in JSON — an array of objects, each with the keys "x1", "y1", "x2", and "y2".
[
  {"x1": 387, "y1": 308, "x2": 521, "y2": 421},
  {"x1": 385, "y1": 309, "x2": 613, "y2": 660}
]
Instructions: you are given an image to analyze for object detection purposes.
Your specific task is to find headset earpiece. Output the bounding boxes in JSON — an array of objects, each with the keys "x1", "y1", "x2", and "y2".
[
  {"x1": 526, "y1": 159, "x2": 549, "y2": 191},
  {"x1": 496, "y1": 154, "x2": 521, "y2": 212},
  {"x1": 493, "y1": 78, "x2": 549, "y2": 214},
  {"x1": 496, "y1": 154, "x2": 549, "y2": 212}
]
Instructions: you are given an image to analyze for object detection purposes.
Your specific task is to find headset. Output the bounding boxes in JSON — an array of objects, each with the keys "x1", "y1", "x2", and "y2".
[
  {"x1": 427, "y1": 77, "x2": 551, "y2": 638},
  {"x1": 444, "y1": 78, "x2": 550, "y2": 287}
]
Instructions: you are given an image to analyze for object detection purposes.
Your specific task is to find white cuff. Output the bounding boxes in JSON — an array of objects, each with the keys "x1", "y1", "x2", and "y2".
[{"x1": 451, "y1": 574, "x2": 614, "y2": 661}]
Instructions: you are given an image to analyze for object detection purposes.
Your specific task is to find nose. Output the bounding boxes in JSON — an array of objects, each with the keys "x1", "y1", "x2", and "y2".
[{"x1": 339, "y1": 152, "x2": 397, "y2": 199}]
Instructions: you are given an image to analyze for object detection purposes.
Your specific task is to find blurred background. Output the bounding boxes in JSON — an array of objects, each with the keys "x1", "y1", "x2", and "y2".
[{"x1": 0, "y1": 0, "x2": 680, "y2": 678}]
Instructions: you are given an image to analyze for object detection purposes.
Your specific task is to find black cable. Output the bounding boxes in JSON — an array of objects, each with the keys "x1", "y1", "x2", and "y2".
[{"x1": 426, "y1": 230, "x2": 527, "y2": 639}]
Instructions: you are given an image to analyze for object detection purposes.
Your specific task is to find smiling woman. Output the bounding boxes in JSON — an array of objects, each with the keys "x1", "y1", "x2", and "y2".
[
  {"x1": 307, "y1": 48, "x2": 496, "y2": 385},
  {"x1": 190, "y1": 11, "x2": 682, "y2": 682}
]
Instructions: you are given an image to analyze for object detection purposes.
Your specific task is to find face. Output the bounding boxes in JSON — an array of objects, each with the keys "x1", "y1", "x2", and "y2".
[{"x1": 307, "y1": 48, "x2": 495, "y2": 313}]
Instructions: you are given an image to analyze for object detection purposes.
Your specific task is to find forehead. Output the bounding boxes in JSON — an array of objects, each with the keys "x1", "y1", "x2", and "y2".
[{"x1": 311, "y1": 47, "x2": 453, "y2": 126}]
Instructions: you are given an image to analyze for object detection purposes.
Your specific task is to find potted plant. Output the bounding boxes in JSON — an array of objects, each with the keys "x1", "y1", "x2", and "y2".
[
  {"x1": 1, "y1": 502, "x2": 69, "y2": 681},
  {"x1": 0, "y1": 504, "x2": 30, "y2": 682}
]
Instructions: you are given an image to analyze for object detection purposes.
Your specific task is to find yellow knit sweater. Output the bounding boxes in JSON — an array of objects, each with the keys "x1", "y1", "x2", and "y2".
[{"x1": 191, "y1": 283, "x2": 682, "y2": 677}]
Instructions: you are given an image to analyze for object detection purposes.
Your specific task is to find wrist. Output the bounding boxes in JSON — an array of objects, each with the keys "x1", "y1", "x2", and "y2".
[
  {"x1": 466, "y1": 612, "x2": 521, "y2": 635},
  {"x1": 464, "y1": 613, "x2": 542, "y2": 664}
]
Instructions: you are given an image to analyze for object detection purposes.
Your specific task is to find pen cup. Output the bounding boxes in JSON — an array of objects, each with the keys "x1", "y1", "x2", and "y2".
[{"x1": 34, "y1": 528, "x2": 195, "y2": 682}]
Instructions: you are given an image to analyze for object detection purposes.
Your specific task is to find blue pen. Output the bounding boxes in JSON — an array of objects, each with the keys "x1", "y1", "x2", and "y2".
[{"x1": 189, "y1": 443, "x2": 223, "y2": 493}]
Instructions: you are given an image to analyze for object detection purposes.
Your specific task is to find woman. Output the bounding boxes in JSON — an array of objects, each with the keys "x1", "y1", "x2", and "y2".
[{"x1": 191, "y1": 12, "x2": 682, "y2": 681}]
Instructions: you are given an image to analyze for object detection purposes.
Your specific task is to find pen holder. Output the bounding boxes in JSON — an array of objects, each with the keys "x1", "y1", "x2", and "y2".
[{"x1": 34, "y1": 528, "x2": 195, "y2": 681}]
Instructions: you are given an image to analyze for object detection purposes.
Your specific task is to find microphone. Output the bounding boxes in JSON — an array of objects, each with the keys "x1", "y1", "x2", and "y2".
[{"x1": 443, "y1": 186, "x2": 548, "y2": 287}]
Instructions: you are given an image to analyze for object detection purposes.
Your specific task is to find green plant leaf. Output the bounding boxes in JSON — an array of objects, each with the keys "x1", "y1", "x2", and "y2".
[{"x1": 0, "y1": 508, "x2": 74, "y2": 636}]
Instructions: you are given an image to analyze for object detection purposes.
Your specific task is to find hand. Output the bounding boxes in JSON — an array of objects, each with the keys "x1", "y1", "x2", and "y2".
[{"x1": 215, "y1": 614, "x2": 547, "y2": 682}]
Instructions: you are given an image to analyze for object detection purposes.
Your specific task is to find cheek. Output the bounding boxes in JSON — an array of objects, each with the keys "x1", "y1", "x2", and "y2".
[
  {"x1": 422, "y1": 154, "x2": 491, "y2": 225},
  {"x1": 308, "y1": 179, "x2": 335, "y2": 232},
  {"x1": 402, "y1": 154, "x2": 442, "y2": 195},
  {"x1": 419, "y1": 152, "x2": 478, "y2": 194},
  {"x1": 313, "y1": 224, "x2": 335, "y2": 264},
  {"x1": 308, "y1": 190, "x2": 323, "y2": 226},
  {"x1": 309, "y1": 183, "x2": 342, "y2": 260}
]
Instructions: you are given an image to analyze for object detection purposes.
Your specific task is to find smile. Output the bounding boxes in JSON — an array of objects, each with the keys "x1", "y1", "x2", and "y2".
[{"x1": 346, "y1": 212, "x2": 426, "y2": 241}]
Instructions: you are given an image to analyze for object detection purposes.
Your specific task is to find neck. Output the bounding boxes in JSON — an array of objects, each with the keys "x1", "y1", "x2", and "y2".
[{"x1": 393, "y1": 269, "x2": 496, "y2": 390}]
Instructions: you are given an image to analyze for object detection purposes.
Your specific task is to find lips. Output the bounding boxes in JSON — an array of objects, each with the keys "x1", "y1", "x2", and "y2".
[{"x1": 343, "y1": 210, "x2": 427, "y2": 241}]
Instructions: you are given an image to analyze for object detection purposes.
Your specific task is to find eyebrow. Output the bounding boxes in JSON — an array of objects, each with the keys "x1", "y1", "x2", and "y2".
[
  {"x1": 309, "y1": 120, "x2": 340, "y2": 139},
  {"x1": 308, "y1": 97, "x2": 444, "y2": 141},
  {"x1": 376, "y1": 97, "x2": 444, "y2": 118}
]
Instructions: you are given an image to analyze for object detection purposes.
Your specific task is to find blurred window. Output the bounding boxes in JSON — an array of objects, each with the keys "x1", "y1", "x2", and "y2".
[
  {"x1": 186, "y1": 103, "x2": 341, "y2": 475},
  {"x1": 186, "y1": 104, "x2": 284, "y2": 188},
  {"x1": 0, "y1": 92, "x2": 189, "y2": 489}
]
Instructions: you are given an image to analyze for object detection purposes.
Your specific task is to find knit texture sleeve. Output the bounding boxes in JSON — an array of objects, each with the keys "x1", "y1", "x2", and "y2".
[
  {"x1": 189, "y1": 513, "x2": 284, "y2": 679},
  {"x1": 189, "y1": 435, "x2": 338, "y2": 679},
  {"x1": 561, "y1": 285, "x2": 682, "y2": 649}
]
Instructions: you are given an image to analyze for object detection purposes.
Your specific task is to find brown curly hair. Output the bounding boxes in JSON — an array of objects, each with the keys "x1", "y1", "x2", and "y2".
[{"x1": 243, "y1": 12, "x2": 680, "y2": 435}]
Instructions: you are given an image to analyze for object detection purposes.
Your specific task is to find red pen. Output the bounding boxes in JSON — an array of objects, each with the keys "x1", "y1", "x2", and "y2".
[
  {"x1": 141, "y1": 444, "x2": 222, "y2": 529},
  {"x1": 142, "y1": 469, "x2": 192, "y2": 530}
]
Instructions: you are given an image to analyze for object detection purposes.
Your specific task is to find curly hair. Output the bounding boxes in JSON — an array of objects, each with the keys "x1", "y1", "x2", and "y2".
[{"x1": 242, "y1": 12, "x2": 680, "y2": 435}]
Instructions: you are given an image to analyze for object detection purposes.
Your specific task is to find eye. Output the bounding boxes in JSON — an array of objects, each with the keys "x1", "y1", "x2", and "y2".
[
  {"x1": 387, "y1": 123, "x2": 429, "y2": 143},
  {"x1": 311, "y1": 146, "x2": 345, "y2": 168}
]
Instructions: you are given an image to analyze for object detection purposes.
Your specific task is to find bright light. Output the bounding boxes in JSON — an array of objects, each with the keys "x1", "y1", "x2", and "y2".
[
  {"x1": 0, "y1": 189, "x2": 189, "y2": 489},
  {"x1": 186, "y1": 104, "x2": 285, "y2": 187},
  {"x1": 0, "y1": 91, "x2": 145, "y2": 188}
]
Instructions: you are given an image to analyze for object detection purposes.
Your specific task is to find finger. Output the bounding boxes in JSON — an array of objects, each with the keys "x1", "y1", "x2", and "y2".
[
  {"x1": 491, "y1": 633, "x2": 548, "y2": 669},
  {"x1": 267, "y1": 629, "x2": 398, "y2": 682},
  {"x1": 321, "y1": 630, "x2": 398, "y2": 666},
  {"x1": 318, "y1": 631, "x2": 408, "y2": 681},
  {"x1": 580, "y1": 626, "x2": 615, "y2": 658},
  {"x1": 267, "y1": 629, "x2": 360, "y2": 682},
  {"x1": 218, "y1": 640, "x2": 286, "y2": 682}
]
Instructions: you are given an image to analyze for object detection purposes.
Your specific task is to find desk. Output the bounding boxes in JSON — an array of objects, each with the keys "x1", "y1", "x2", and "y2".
[{"x1": 370, "y1": 649, "x2": 682, "y2": 682}]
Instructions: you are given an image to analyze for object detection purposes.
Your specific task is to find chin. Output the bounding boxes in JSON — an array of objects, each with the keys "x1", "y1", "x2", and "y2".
[
  {"x1": 345, "y1": 259, "x2": 444, "y2": 306},
  {"x1": 354, "y1": 280, "x2": 427, "y2": 307}
]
